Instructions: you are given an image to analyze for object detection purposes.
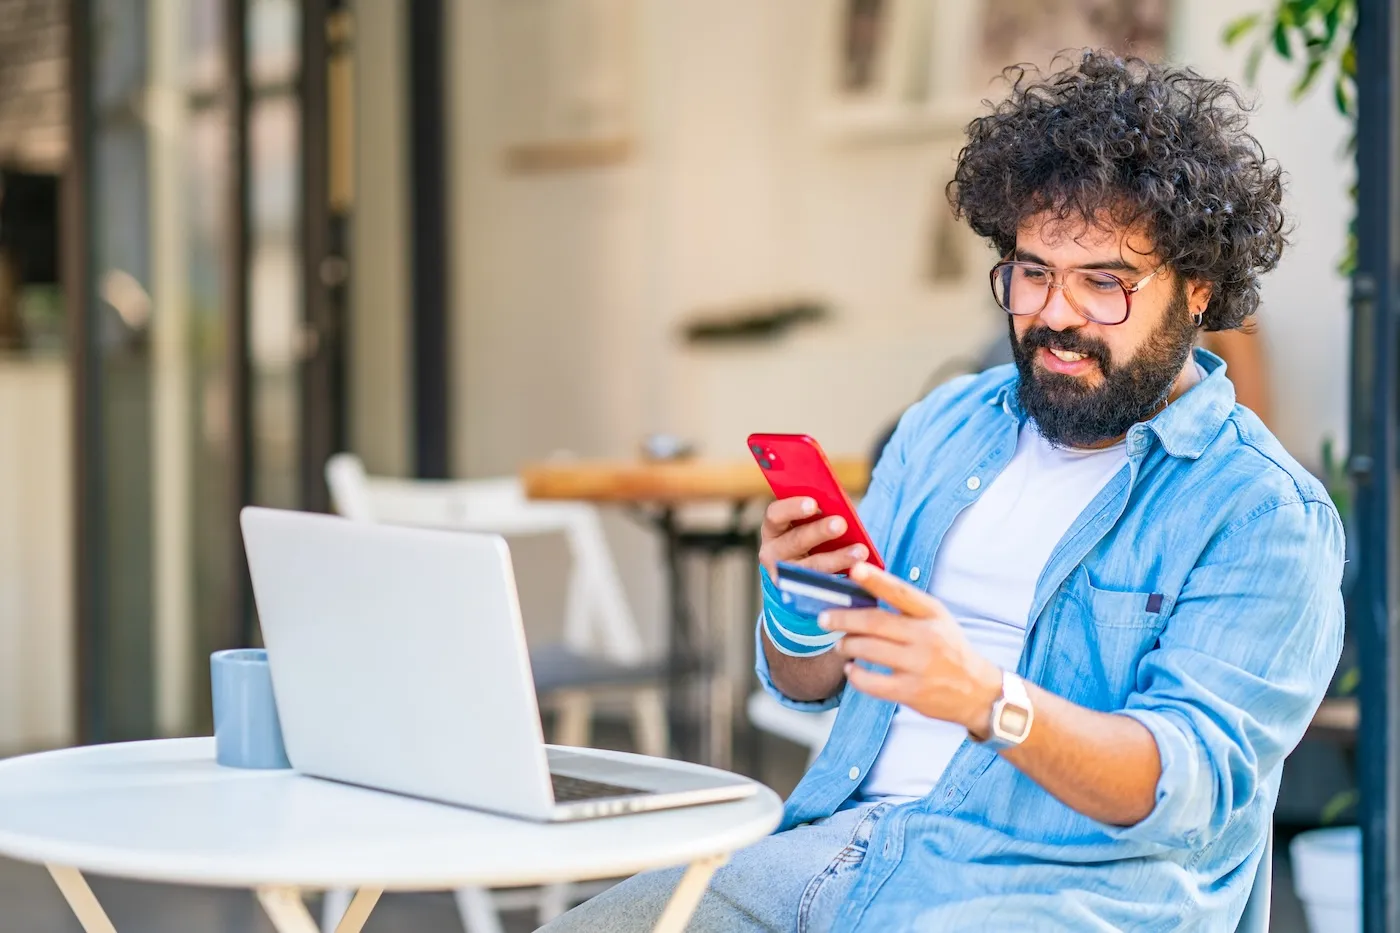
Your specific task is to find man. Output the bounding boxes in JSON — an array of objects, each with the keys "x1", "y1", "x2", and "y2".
[{"x1": 546, "y1": 51, "x2": 1343, "y2": 931}]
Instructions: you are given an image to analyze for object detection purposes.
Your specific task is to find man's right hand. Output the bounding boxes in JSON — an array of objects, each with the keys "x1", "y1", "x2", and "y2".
[
  {"x1": 758, "y1": 497, "x2": 869, "y2": 582},
  {"x1": 758, "y1": 496, "x2": 864, "y2": 702}
]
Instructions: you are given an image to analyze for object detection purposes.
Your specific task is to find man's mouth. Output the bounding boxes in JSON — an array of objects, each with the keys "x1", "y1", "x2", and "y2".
[{"x1": 1037, "y1": 346, "x2": 1099, "y2": 376}]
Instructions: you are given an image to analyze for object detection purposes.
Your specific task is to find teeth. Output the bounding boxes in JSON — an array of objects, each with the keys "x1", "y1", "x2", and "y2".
[{"x1": 1050, "y1": 348, "x2": 1087, "y2": 362}]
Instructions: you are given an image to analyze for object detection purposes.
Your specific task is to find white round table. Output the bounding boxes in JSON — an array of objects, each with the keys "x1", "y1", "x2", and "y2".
[{"x1": 0, "y1": 738, "x2": 783, "y2": 933}]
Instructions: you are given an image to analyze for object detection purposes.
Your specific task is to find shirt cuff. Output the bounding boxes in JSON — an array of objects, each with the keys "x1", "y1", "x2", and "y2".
[
  {"x1": 1109, "y1": 707, "x2": 1209, "y2": 849},
  {"x1": 753, "y1": 570, "x2": 843, "y2": 712}
]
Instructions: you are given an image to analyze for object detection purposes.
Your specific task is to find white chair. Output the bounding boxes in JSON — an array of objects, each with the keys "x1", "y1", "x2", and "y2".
[{"x1": 320, "y1": 453, "x2": 669, "y2": 933}]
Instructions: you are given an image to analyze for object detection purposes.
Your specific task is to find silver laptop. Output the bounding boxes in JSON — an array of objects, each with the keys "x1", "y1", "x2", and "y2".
[{"x1": 239, "y1": 506, "x2": 756, "y2": 821}]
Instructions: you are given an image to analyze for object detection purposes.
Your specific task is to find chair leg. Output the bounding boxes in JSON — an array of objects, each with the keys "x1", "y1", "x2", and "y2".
[
  {"x1": 707, "y1": 674, "x2": 733, "y2": 770},
  {"x1": 537, "y1": 882, "x2": 571, "y2": 925},
  {"x1": 554, "y1": 689, "x2": 593, "y2": 748},
  {"x1": 453, "y1": 886, "x2": 507, "y2": 933},
  {"x1": 321, "y1": 888, "x2": 352, "y2": 933},
  {"x1": 631, "y1": 687, "x2": 670, "y2": 759}
]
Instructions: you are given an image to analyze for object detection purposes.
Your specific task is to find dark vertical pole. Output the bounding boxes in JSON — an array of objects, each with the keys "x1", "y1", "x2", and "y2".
[
  {"x1": 65, "y1": 0, "x2": 99, "y2": 743},
  {"x1": 407, "y1": 0, "x2": 450, "y2": 479},
  {"x1": 1350, "y1": 0, "x2": 1400, "y2": 929},
  {"x1": 301, "y1": 0, "x2": 335, "y2": 510},
  {"x1": 226, "y1": 0, "x2": 253, "y2": 649}
]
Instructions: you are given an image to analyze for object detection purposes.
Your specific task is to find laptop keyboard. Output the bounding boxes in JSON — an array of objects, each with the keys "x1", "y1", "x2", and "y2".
[{"x1": 550, "y1": 772, "x2": 647, "y2": 803}]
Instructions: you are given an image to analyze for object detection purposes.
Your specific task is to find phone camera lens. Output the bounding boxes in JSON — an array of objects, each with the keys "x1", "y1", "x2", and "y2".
[{"x1": 750, "y1": 444, "x2": 764, "y2": 455}]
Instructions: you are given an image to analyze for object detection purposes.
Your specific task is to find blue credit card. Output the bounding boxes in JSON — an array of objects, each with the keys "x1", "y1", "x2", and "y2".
[{"x1": 775, "y1": 561, "x2": 877, "y2": 617}]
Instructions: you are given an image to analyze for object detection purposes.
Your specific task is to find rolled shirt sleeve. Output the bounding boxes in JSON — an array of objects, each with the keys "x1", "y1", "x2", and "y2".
[{"x1": 1110, "y1": 498, "x2": 1346, "y2": 849}]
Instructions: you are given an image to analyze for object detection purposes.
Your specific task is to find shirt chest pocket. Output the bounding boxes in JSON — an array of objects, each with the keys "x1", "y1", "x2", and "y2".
[
  {"x1": 1069, "y1": 566, "x2": 1171, "y2": 630},
  {"x1": 1047, "y1": 568, "x2": 1171, "y2": 708}
]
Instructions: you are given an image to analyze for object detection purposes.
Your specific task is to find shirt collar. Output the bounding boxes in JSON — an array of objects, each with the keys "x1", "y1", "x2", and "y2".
[{"x1": 987, "y1": 347, "x2": 1235, "y2": 460}]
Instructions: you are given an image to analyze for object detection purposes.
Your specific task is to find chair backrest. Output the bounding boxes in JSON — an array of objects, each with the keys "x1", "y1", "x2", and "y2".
[
  {"x1": 324, "y1": 453, "x2": 646, "y2": 664},
  {"x1": 1235, "y1": 825, "x2": 1273, "y2": 933}
]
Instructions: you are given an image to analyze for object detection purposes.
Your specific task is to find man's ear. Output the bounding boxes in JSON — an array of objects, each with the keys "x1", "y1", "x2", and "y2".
[{"x1": 1186, "y1": 280, "x2": 1214, "y2": 318}]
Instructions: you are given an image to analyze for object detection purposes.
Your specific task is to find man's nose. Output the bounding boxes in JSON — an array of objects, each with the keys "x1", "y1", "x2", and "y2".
[{"x1": 1036, "y1": 286, "x2": 1084, "y2": 331}]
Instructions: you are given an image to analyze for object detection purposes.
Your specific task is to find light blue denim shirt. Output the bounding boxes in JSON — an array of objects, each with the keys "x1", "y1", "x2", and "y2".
[{"x1": 755, "y1": 349, "x2": 1345, "y2": 932}]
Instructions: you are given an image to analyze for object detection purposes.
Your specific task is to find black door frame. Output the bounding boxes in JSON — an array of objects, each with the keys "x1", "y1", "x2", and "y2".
[
  {"x1": 299, "y1": 0, "x2": 338, "y2": 514},
  {"x1": 65, "y1": 0, "x2": 99, "y2": 742},
  {"x1": 407, "y1": 0, "x2": 450, "y2": 479},
  {"x1": 1352, "y1": 0, "x2": 1400, "y2": 929}
]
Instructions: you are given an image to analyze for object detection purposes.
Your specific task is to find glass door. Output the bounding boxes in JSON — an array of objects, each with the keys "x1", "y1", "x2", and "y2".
[{"x1": 72, "y1": 0, "x2": 349, "y2": 741}]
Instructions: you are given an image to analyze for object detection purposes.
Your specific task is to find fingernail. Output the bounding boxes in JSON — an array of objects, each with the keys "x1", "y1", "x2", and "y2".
[
  {"x1": 848, "y1": 545, "x2": 866, "y2": 558},
  {"x1": 828, "y1": 517, "x2": 843, "y2": 532},
  {"x1": 802, "y1": 499, "x2": 817, "y2": 515},
  {"x1": 818, "y1": 613, "x2": 831, "y2": 630}
]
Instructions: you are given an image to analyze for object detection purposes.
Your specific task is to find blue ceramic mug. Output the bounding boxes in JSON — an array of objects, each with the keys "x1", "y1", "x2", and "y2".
[{"x1": 210, "y1": 649, "x2": 291, "y2": 769}]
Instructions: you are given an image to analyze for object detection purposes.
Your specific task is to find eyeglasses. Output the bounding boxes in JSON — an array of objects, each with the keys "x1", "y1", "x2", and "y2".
[{"x1": 989, "y1": 259, "x2": 1166, "y2": 326}]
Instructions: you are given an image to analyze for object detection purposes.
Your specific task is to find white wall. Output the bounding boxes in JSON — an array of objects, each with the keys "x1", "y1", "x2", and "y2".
[{"x1": 447, "y1": 0, "x2": 998, "y2": 473}]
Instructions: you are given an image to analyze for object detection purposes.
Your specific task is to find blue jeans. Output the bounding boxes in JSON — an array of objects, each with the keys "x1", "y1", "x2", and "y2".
[{"x1": 541, "y1": 803, "x2": 892, "y2": 933}]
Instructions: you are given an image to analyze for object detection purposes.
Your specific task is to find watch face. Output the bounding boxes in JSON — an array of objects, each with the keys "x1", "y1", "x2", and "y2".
[{"x1": 999, "y1": 705, "x2": 1030, "y2": 737}]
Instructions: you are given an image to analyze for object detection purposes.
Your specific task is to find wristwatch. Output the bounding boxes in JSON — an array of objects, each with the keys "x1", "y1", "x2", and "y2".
[{"x1": 979, "y1": 670, "x2": 1034, "y2": 751}]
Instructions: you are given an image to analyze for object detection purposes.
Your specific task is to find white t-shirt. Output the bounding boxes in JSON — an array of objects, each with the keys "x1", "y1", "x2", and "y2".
[{"x1": 858, "y1": 422, "x2": 1129, "y2": 802}]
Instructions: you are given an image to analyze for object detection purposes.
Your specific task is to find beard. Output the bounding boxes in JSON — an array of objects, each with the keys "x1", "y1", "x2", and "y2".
[{"x1": 1010, "y1": 286, "x2": 1197, "y2": 448}]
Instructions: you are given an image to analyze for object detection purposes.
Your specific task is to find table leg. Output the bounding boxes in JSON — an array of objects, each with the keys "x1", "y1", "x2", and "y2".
[
  {"x1": 659, "y1": 507, "x2": 699, "y2": 761},
  {"x1": 330, "y1": 888, "x2": 382, "y2": 933},
  {"x1": 651, "y1": 853, "x2": 729, "y2": 933},
  {"x1": 46, "y1": 865, "x2": 118, "y2": 933},
  {"x1": 258, "y1": 887, "x2": 323, "y2": 933},
  {"x1": 261, "y1": 886, "x2": 380, "y2": 933}
]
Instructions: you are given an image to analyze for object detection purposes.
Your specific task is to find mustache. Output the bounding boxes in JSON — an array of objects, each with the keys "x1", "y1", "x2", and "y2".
[{"x1": 1018, "y1": 326, "x2": 1111, "y2": 369}]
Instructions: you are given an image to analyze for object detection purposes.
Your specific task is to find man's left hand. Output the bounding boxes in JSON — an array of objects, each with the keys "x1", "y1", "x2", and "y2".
[{"x1": 821, "y1": 561, "x2": 1004, "y2": 737}]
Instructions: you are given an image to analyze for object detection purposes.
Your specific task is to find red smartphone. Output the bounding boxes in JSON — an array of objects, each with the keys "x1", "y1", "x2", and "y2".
[{"x1": 747, "y1": 432, "x2": 884, "y2": 570}]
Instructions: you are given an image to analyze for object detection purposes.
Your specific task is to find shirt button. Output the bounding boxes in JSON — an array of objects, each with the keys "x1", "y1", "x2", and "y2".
[
  {"x1": 966, "y1": 476, "x2": 981, "y2": 491},
  {"x1": 848, "y1": 766, "x2": 860, "y2": 780},
  {"x1": 908, "y1": 566, "x2": 921, "y2": 582}
]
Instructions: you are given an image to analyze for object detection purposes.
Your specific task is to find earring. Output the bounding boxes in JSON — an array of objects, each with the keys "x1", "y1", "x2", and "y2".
[{"x1": 1191, "y1": 311, "x2": 1204, "y2": 327}]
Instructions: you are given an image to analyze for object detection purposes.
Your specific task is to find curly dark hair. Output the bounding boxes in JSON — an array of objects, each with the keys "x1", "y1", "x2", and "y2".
[{"x1": 948, "y1": 50, "x2": 1288, "y2": 331}]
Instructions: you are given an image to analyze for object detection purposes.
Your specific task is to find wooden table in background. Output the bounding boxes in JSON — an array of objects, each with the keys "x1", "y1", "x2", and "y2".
[
  {"x1": 521, "y1": 458, "x2": 870, "y2": 767},
  {"x1": 520, "y1": 458, "x2": 869, "y2": 504}
]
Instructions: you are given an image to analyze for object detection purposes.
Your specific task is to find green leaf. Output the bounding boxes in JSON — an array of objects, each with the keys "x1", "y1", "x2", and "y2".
[
  {"x1": 1335, "y1": 77, "x2": 1354, "y2": 116},
  {"x1": 1342, "y1": 43, "x2": 1357, "y2": 77},
  {"x1": 1339, "y1": 229, "x2": 1358, "y2": 276},
  {"x1": 1274, "y1": 21, "x2": 1294, "y2": 59},
  {"x1": 1321, "y1": 788, "x2": 1360, "y2": 825},
  {"x1": 1293, "y1": 57, "x2": 1326, "y2": 98},
  {"x1": 1325, "y1": 2, "x2": 1342, "y2": 41},
  {"x1": 1223, "y1": 13, "x2": 1262, "y2": 46}
]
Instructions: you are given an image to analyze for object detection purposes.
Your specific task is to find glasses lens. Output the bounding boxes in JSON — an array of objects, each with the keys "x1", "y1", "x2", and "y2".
[
  {"x1": 1066, "y1": 270, "x2": 1130, "y2": 324},
  {"x1": 991, "y1": 263, "x2": 1049, "y2": 315}
]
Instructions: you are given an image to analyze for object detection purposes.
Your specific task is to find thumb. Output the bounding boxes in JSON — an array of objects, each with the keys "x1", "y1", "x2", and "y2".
[{"x1": 849, "y1": 561, "x2": 947, "y2": 618}]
